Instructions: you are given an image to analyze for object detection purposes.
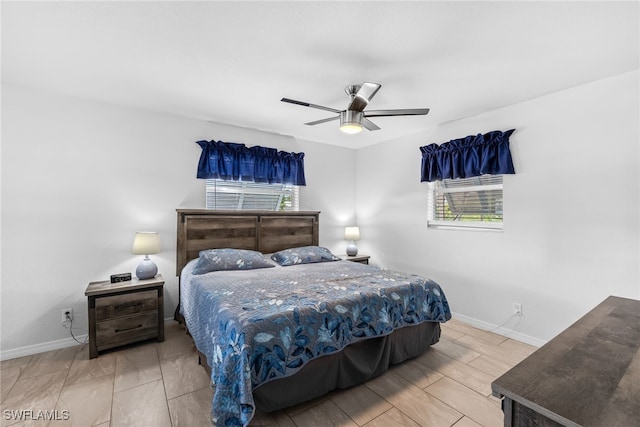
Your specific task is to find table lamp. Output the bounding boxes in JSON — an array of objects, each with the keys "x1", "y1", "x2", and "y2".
[
  {"x1": 132, "y1": 231, "x2": 161, "y2": 280},
  {"x1": 344, "y1": 226, "x2": 360, "y2": 256}
]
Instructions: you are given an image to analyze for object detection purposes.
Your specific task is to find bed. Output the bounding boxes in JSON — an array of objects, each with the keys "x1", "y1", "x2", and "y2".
[{"x1": 175, "y1": 209, "x2": 451, "y2": 426}]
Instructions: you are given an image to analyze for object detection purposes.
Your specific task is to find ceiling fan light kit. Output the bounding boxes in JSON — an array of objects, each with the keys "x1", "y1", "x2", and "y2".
[
  {"x1": 339, "y1": 111, "x2": 363, "y2": 134},
  {"x1": 281, "y1": 82, "x2": 429, "y2": 134}
]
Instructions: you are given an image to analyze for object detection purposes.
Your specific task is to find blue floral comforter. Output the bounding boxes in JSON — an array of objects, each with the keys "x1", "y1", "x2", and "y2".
[{"x1": 180, "y1": 259, "x2": 451, "y2": 426}]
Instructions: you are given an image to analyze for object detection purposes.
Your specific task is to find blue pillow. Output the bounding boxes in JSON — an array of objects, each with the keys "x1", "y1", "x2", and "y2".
[
  {"x1": 192, "y1": 248, "x2": 275, "y2": 275},
  {"x1": 271, "y1": 246, "x2": 340, "y2": 267}
]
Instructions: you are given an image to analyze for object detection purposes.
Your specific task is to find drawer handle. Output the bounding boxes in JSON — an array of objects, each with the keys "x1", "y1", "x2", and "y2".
[{"x1": 115, "y1": 324, "x2": 143, "y2": 333}]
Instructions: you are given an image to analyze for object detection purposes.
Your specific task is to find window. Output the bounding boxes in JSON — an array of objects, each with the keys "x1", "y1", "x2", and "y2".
[
  {"x1": 426, "y1": 175, "x2": 503, "y2": 230},
  {"x1": 205, "y1": 179, "x2": 299, "y2": 211}
]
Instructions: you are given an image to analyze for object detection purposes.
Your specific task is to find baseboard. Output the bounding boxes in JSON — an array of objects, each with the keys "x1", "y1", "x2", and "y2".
[
  {"x1": 0, "y1": 318, "x2": 179, "y2": 361},
  {"x1": 451, "y1": 312, "x2": 547, "y2": 348},
  {"x1": 0, "y1": 335, "x2": 88, "y2": 361}
]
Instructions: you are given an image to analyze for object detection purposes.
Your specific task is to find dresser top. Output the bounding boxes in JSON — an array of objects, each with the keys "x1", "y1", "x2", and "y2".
[
  {"x1": 492, "y1": 295, "x2": 640, "y2": 426},
  {"x1": 85, "y1": 274, "x2": 164, "y2": 296}
]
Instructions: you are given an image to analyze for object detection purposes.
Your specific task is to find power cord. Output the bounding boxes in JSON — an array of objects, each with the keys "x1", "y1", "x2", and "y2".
[
  {"x1": 64, "y1": 313, "x2": 88, "y2": 345},
  {"x1": 487, "y1": 312, "x2": 523, "y2": 335}
]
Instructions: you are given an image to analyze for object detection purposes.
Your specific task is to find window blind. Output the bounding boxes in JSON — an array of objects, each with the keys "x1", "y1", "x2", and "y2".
[
  {"x1": 427, "y1": 175, "x2": 503, "y2": 229},
  {"x1": 205, "y1": 179, "x2": 299, "y2": 211}
]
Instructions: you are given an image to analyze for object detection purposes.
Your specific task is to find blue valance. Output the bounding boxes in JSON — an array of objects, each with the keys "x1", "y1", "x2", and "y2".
[
  {"x1": 420, "y1": 129, "x2": 515, "y2": 182},
  {"x1": 196, "y1": 140, "x2": 306, "y2": 186}
]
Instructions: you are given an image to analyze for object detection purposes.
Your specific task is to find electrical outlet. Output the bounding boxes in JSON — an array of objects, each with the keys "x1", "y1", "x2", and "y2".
[
  {"x1": 512, "y1": 303, "x2": 522, "y2": 316},
  {"x1": 61, "y1": 308, "x2": 73, "y2": 324}
]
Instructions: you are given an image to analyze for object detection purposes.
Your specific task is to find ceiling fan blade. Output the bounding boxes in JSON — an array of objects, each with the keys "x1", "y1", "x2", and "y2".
[
  {"x1": 281, "y1": 98, "x2": 342, "y2": 114},
  {"x1": 362, "y1": 118, "x2": 381, "y2": 131},
  {"x1": 364, "y1": 108, "x2": 430, "y2": 117},
  {"x1": 347, "y1": 82, "x2": 382, "y2": 112},
  {"x1": 304, "y1": 116, "x2": 340, "y2": 126},
  {"x1": 357, "y1": 82, "x2": 382, "y2": 101}
]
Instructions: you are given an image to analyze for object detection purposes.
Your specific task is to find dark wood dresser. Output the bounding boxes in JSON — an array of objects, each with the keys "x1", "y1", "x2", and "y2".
[
  {"x1": 491, "y1": 296, "x2": 640, "y2": 426},
  {"x1": 85, "y1": 275, "x2": 164, "y2": 358}
]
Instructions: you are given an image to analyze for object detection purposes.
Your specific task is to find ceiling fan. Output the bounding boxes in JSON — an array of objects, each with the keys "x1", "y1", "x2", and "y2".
[{"x1": 281, "y1": 82, "x2": 429, "y2": 134}]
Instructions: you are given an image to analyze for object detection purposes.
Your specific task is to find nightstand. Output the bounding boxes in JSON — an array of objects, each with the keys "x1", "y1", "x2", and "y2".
[
  {"x1": 85, "y1": 275, "x2": 165, "y2": 359},
  {"x1": 340, "y1": 255, "x2": 370, "y2": 265}
]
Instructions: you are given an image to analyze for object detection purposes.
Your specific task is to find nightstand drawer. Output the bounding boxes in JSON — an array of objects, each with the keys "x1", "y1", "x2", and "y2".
[
  {"x1": 96, "y1": 312, "x2": 158, "y2": 348},
  {"x1": 95, "y1": 290, "x2": 158, "y2": 321}
]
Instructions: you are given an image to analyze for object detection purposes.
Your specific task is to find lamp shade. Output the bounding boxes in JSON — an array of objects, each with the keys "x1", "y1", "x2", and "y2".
[
  {"x1": 344, "y1": 226, "x2": 360, "y2": 241},
  {"x1": 131, "y1": 232, "x2": 161, "y2": 255}
]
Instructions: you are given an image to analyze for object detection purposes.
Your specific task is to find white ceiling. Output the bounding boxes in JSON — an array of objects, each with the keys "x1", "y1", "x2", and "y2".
[{"x1": 2, "y1": 1, "x2": 638, "y2": 149}]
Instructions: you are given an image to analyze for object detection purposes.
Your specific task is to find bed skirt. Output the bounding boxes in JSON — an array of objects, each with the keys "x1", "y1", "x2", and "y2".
[
  {"x1": 194, "y1": 321, "x2": 441, "y2": 412},
  {"x1": 253, "y1": 321, "x2": 440, "y2": 411}
]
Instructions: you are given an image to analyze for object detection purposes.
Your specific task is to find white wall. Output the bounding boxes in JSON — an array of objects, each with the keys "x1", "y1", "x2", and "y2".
[
  {"x1": 2, "y1": 71, "x2": 638, "y2": 356},
  {"x1": 0, "y1": 84, "x2": 356, "y2": 357},
  {"x1": 355, "y1": 71, "x2": 639, "y2": 345}
]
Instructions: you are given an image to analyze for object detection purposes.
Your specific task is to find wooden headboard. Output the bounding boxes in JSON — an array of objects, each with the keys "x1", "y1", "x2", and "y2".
[{"x1": 175, "y1": 209, "x2": 320, "y2": 276}]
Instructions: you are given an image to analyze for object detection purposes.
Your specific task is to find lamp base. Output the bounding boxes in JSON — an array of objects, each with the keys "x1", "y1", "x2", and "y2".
[
  {"x1": 136, "y1": 257, "x2": 158, "y2": 280},
  {"x1": 346, "y1": 242, "x2": 358, "y2": 257}
]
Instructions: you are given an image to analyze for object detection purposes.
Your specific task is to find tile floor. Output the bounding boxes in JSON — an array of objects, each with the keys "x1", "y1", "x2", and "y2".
[{"x1": 0, "y1": 319, "x2": 537, "y2": 426}]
